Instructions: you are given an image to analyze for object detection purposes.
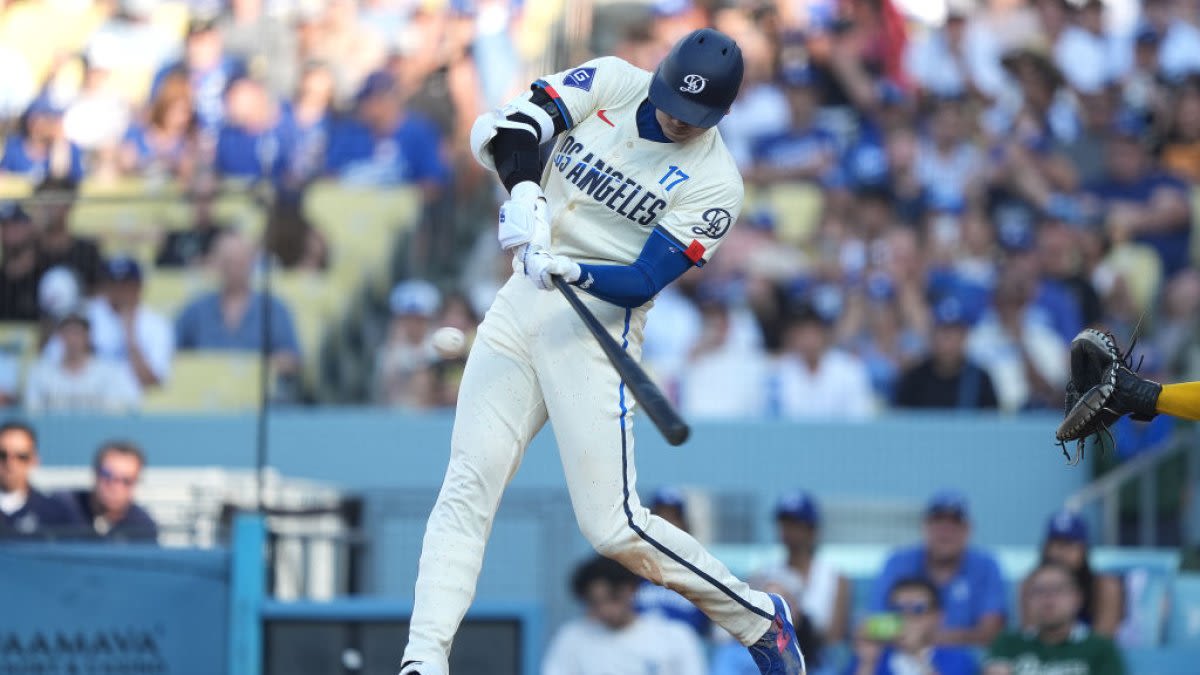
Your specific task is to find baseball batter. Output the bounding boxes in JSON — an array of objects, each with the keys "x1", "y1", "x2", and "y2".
[{"x1": 399, "y1": 30, "x2": 805, "y2": 675}]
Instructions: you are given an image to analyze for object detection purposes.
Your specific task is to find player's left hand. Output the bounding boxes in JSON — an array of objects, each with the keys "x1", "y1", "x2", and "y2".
[
  {"x1": 497, "y1": 181, "x2": 548, "y2": 250},
  {"x1": 522, "y1": 247, "x2": 581, "y2": 291}
]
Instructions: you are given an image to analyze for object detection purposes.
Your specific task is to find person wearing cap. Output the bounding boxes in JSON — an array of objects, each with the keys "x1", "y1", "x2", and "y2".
[
  {"x1": 23, "y1": 311, "x2": 140, "y2": 413},
  {"x1": 771, "y1": 301, "x2": 874, "y2": 418},
  {"x1": 40, "y1": 256, "x2": 173, "y2": 391},
  {"x1": 754, "y1": 490, "x2": 851, "y2": 647},
  {"x1": 966, "y1": 267, "x2": 1068, "y2": 412},
  {"x1": 896, "y1": 296, "x2": 998, "y2": 409},
  {"x1": 324, "y1": 69, "x2": 449, "y2": 191},
  {"x1": 0, "y1": 203, "x2": 42, "y2": 322},
  {"x1": 0, "y1": 95, "x2": 85, "y2": 183},
  {"x1": 405, "y1": 28, "x2": 807, "y2": 675},
  {"x1": 633, "y1": 488, "x2": 713, "y2": 640},
  {"x1": 1082, "y1": 112, "x2": 1192, "y2": 279},
  {"x1": 174, "y1": 231, "x2": 300, "y2": 375},
  {"x1": 986, "y1": 562, "x2": 1125, "y2": 675},
  {"x1": 849, "y1": 577, "x2": 979, "y2": 675},
  {"x1": 374, "y1": 279, "x2": 441, "y2": 408},
  {"x1": 745, "y1": 65, "x2": 839, "y2": 188},
  {"x1": 869, "y1": 490, "x2": 1007, "y2": 647},
  {"x1": 1019, "y1": 511, "x2": 1123, "y2": 638}
]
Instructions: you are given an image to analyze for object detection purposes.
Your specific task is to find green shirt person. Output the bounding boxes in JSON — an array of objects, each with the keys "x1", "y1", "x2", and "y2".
[{"x1": 984, "y1": 562, "x2": 1125, "y2": 675}]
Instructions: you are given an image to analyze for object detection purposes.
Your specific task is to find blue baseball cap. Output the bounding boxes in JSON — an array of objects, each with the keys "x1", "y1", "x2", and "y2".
[
  {"x1": 781, "y1": 64, "x2": 817, "y2": 88},
  {"x1": 389, "y1": 279, "x2": 440, "y2": 318},
  {"x1": 356, "y1": 71, "x2": 398, "y2": 104},
  {"x1": 649, "y1": 486, "x2": 687, "y2": 514},
  {"x1": 25, "y1": 95, "x2": 67, "y2": 118},
  {"x1": 926, "y1": 489, "x2": 970, "y2": 520},
  {"x1": 1046, "y1": 509, "x2": 1088, "y2": 543},
  {"x1": 775, "y1": 490, "x2": 820, "y2": 525},
  {"x1": 933, "y1": 296, "x2": 969, "y2": 327},
  {"x1": 104, "y1": 256, "x2": 143, "y2": 283}
]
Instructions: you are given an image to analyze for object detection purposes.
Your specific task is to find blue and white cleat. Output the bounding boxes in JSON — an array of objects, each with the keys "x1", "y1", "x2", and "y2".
[{"x1": 748, "y1": 593, "x2": 807, "y2": 675}]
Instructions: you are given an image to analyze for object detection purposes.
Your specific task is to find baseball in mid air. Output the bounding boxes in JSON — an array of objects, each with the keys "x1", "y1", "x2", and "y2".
[{"x1": 431, "y1": 326, "x2": 467, "y2": 358}]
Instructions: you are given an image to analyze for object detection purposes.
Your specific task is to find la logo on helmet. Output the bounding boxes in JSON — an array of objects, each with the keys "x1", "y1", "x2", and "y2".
[{"x1": 679, "y1": 74, "x2": 707, "y2": 94}]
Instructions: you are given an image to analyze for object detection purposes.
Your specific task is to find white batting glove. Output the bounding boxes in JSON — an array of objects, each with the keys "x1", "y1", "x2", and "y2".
[
  {"x1": 497, "y1": 181, "x2": 548, "y2": 250},
  {"x1": 521, "y1": 246, "x2": 581, "y2": 291}
]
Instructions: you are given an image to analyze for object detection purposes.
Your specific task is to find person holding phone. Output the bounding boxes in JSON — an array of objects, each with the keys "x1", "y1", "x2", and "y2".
[{"x1": 848, "y1": 577, "x2": 979, "y2": 675}]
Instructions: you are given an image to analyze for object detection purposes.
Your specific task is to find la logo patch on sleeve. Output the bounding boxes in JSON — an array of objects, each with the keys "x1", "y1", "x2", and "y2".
[{"x1": 562, "y1": 67, "x2": 597, "y2": 92}]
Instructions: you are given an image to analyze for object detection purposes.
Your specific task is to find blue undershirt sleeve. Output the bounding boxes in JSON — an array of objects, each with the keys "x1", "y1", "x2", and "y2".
[{"x1": 572, "y1": 227, "x2": 699, "y2": 308}]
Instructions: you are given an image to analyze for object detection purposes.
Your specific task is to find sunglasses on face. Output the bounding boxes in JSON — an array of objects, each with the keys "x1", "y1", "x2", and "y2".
[
  {"x1": 890, "y1": 601, "x2": 932, "y2": 615},
  {"x1": 98, "y1": 467, "x2": 137, "y2": 487},
  {"x1": 0, "y1": 448, "x2": 32, "y2": 463}
]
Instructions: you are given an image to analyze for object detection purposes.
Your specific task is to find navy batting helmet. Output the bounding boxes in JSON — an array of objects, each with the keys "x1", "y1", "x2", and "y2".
[{"x1": 649, "y1": 28, "x2": 744, "y2": 129}]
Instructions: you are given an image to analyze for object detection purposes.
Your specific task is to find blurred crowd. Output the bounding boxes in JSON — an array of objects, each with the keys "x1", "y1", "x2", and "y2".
[
  {"x1": 546, "y1": 488, "x2": 1129, "y2": 675},
  {"x1": 1, "y1": 0, "x2": 1199, "y2": 423}
]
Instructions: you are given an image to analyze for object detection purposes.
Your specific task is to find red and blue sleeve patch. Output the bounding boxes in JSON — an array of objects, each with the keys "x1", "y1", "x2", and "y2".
[{"x1": 684, "y1": 240, "x2": 706, "y2": 265}]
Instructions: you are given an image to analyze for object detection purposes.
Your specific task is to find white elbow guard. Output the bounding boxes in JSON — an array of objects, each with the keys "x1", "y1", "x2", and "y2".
[{"x1": 469, "y1": 91, "x2": 558, "y2": 172}]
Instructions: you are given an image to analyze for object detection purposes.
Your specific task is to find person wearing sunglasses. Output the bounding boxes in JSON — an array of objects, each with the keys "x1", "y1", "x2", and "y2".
[
  {"x1": 0, "y1": 420, "x2": 75, "y2": 537},
  {"x1": 56, "y1": 440, "x2": 157, "y2": 542},
  {"x1": 848, "y1": 577, "x2": 978, "y2": 675}
]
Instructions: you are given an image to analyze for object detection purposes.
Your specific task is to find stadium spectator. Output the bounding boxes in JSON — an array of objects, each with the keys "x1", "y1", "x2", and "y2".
[
  {"x1": 31, "y1": 176, "x2": 105, "y2": 294},
  {"x1": 325, "y1": 70, "x2": 449, "y2": 191},
  {"x1": 916, "y1": 96, "x2": 982, "y2": 214},
  {"x1": 40, "y1": 257, "x2": 173, "y2": 391},
  {"x1": 56, "y1": 440, "x2": 157, "y2": 542},
  {"x1": 0, "y1": 95, "x2": 85, "y2": 183},
  {"x1": 24, "y1": 312, "x2": 141, "y2": 413},
  {"x1": 63, "y1": 54, "x2": 133, "y2": 160},
  {"x1": 156, "y1": 173, "x2": 230, "y2": 268},
  {"x1": 985, "y1": 562, "x2": 1126, "y2": 675},
  {"x1": 375, "y1": 279, "x2": 439, "y2": 408},
  {"x1": 848, "y1": 577, "x2": 979, "y2": 675},
  {"x1": 85, "y1": 0, "x2": 181, "y2": 94},
  {"x1": 844, "y1": 283, "x2": 926, "y2": 402},
  {"x1": 1141, "y1": 0, "x2": 1200, "y2": 83},
  {"x1": 677, "y1": 295, "x2": 769, "y2": 419},
  {"x1": 870, "y1": 490, "x2": 1007, "y2": 647},
  {"x1": 0, "y1": 203, "x2": 42, "y2": 321},
  {"x1": 280, "y1": 62, "x2": 336, "y2": 188},
  {"x1": 0, "y1": 420, "x2": 75, "y2": 537},
  {"x1": 1020, "y1": 511, "x2": 1124, "y2": 639},
  {"x1": 754, "y1": 490, "x2": 852, "y2": 646},
  {"x1": 895, "y1": 297, "x2": 998, "y2": 410},
  {"x1": 746, "y1": 66, "x2": 838, "y2": 188},
  {"x1": 302, "y1": 0, "x2": 387, "y2": 106},
  {"x1": 967, "y1": 268, "x2": 1068, "y2": 411},
  {"x1": 1084, "y1": 114, "x2": 1192, "y2": 279},
  {"x1": 1162, "y1": 78, "x2": 1200, "y2": 183},
  {"x1": 174, "y1": 231, "x2": 300, "y2": 376},
  {"x1": 903, "y1": 0, "x2": 1006, "y2": 100},
  {"x1": 543, "y1": 555, "x2": 706, "y2": 675},
  {"x1": 771, "y1": 302, "x2": 874, "y2": 418},
  {"x1": 263, "y1": 200, "x2": 329, "y2": 271},
  {"x1": 218, "y1": 0, "x2": 298, "y2": 98},
  {"x1": 118, "y1": 71, "x2": 199, "y2": 180},
  {"x1": 153, "y1": 17, "x2": 245, "y2": 133},
  {"x1": 214, "y1": 77, "x2": 289, "y2": 181},
  {"x1": 633, "y1": 488, "x2": 711, "y2": 640}
]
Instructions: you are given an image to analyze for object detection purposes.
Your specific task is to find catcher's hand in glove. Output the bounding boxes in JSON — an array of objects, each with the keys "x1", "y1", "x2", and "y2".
[{"x1": 1056, "y1": 328, "x2": 1162, "y2": 464}]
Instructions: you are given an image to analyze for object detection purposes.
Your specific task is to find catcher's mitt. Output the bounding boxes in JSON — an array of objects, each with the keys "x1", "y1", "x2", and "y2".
[{"x1": 1055, "y1": 329, "x2": 1161, "y2": 464}]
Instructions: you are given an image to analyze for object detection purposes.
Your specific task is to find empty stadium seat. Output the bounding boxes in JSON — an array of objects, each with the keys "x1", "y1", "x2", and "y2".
[
  {"x1": 142, "y1": 352, "x2": 265, "y2": 412},
  {"x1": 302, "y1": 181, "x2": 421, "y2": 287},
  {"x1": 0, "y1": 173, "x2": 33, "y2": 199},
  {"x1": 142, "y1": 270, "x2": 214, "y2": 319},
  {"x1": 745, "y1": 182, "x2": 823, "y2": 248}
]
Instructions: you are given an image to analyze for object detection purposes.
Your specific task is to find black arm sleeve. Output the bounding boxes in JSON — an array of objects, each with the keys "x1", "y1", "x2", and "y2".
[{"x1": 491, "y1": 88, "x2": 569, "y2": 193}]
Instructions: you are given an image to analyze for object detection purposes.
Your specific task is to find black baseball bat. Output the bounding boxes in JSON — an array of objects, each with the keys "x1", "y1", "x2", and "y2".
[{"x1": 553, "y1": 276, "x2": 690, "y2": 446}]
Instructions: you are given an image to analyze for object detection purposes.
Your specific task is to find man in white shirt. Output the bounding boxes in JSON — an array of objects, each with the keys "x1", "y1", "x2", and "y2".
[
  {"x1": 543, "y1": 555, "x2": 707, "y2": 675},
  {"x1": 24, "y1": 313, "x2": 140, "y2": 413},
  {"x1": 771, "y1": 303, "x2": 874, "y2": 418},
  {"x1": 40, "y1": 257, "x2": 173, "y2": 391},
  {"x1": 968, "y1": 272, "x2": 1068, "y2": 412},
  {"x1": 678, "y1": 296, "x2": 769, "y2": 419}
]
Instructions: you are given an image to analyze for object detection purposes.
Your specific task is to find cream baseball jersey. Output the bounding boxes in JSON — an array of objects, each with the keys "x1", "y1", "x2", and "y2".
[{"x1": 533, "y1": 56, "x2": 744, "y2": 268}]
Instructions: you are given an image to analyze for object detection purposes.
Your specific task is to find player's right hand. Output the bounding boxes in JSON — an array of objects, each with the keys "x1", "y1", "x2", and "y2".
[
  {"x1": 497, "y1": 181, "x2": 548, "y2": 250},
  {"x1": 521, "y1": 246, "x2": 581, "y2": 291}
]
